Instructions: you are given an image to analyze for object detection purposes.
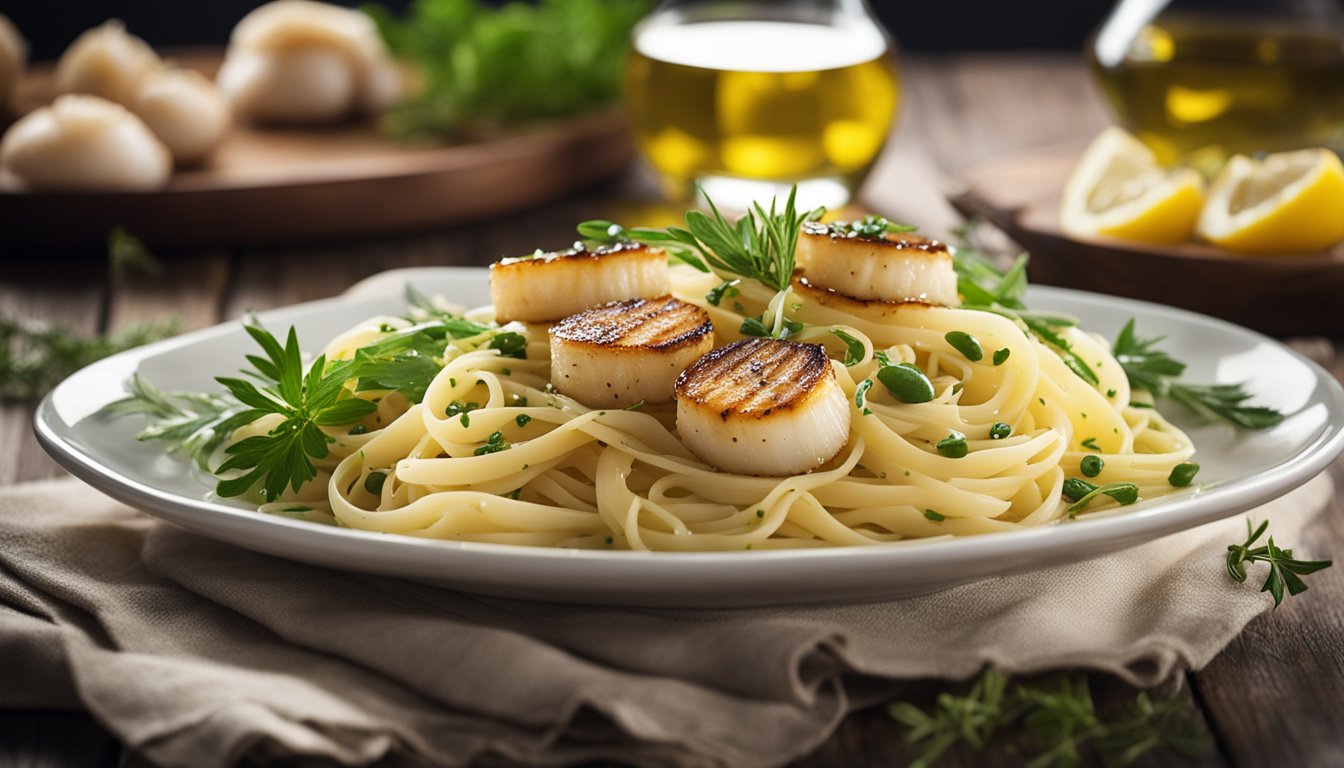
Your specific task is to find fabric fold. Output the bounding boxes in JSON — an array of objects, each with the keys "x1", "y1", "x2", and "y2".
[{"x1": 0, "y1": 473, "x2": 1332, "y2": 767}]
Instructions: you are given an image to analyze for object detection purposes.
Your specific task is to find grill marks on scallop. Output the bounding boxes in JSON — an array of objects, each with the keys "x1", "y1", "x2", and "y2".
[
  {"x1": 550, "y1": 296, "x2": 713, "y2": 407},
  {"x1": 675, "y1": 338, "x2": 830, "y2": 420},
  {"x1": 550, "y1": 296, "x2": 711, "y2": 352}
]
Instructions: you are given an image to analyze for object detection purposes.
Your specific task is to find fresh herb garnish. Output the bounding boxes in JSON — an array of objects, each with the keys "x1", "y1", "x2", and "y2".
[
  {"x1": 474, "y1": 430, "x2": 511, "y2": 455},
  {"x1": 888, "y1": 667, "x2": 1207, "y2": 768},
  {"x1": 1168, "y1": 462, "x2": 1199, "y2": 487},
  {"x1": 989, "y1": 422, "x2": 1012, "y2": 439},
  {"x1": 1226, "y1": 518, "x2": 1332, "y2": 606},
  {"x1": 515, "y1": 413, "x2": 532, "y2": 428},
  {"x1": 829, "y1": 214, "x2": 917, "y2": 239},
  {"x1": 1113, "y1": 319, "x2": 1283, "y2": 430},
  {"x1": 365, "y1": 0, "x2": 651, "y2": 140},
  {"x1": 364, "y1": 470, "x2": 388, "y2": 494},
  {"x1": 832, "y1": 329, "x2": 866, "y2": 366},
  {"x1": 705, "y1": 278, "x2": 741, "y2": 306},
  {"x1": 854, "y1": 379, "x2": 873, "y2": 410},
  {"x1": 214, "y1": 324, "x2": 379, "y2": 501},
  {"x1": 2, "y1": 315, "x2": 178, "y2": 402},
  {"x1": 99, "y1": 374, "x2": 258, "y2": 470},
  {"x1": 936, "y1": 431, "x2": 969, "y2": 459},
  {"x1": 1081, "y1": 437, "x2": 1101, "y2": 452},
  {"x1": 944, "y1": 331, "x2": 984, "y2": 362},
  {"x1": 1063, "y1": 480, "x2": 1139, "y2": 515},
  {"x1": 877, "y1": 362, "x2": 935, "y2": 404},
  {"x1": 923, "y1": 508, "x2": 946, "y2": 522},
  {"x1": 993, "y1": 348, "x2": 1010, "y2": 366}
]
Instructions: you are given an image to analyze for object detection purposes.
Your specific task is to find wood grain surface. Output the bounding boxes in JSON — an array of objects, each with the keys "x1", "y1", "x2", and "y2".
[{"x1": 2, "y1": 54, "x2": 1342, "y2": 768}]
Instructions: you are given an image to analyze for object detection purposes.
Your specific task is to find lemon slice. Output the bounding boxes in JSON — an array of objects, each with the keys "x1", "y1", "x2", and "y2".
[
  {"x1": 1196, "y1": 148, "x2": 1344, "y2": 253},
  {"x1": 1060, "y1": 127, "x2": 1205, "y2": 244}
]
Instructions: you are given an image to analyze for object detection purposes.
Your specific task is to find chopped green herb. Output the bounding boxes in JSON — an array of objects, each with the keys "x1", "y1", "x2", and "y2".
[
  {"x1": 1066, "y1": 481, "x2": 1140, "y2": 515},
  {"x1": 832, "y1": 329, "x2": 866, "y2": 366},
  {"x1": 1106, "y1": 388, "x2": 1117, "y2": 398},
  {"x1": 1169, "y1": 462, "x2": 1199, "y2": 487},
  {"x1": 625, "y1": 399, "x2": 645, "y2": 411},
  {"x1": 705, "y1": 279, "x2": 741, "y2": 306},
  {"x1": 989, "y1": 422, "x2": 1011, "y2": 439},
  {"x1": 488, "y1": 332, "x2": 528, "y2": 359},
  {"x1": 1081, "y1": 437, "x2": 1101, "y2": 452},
  {"x1": 993, "y1": 347, "x2": 1010, "y2": 366},
  {"x1": 854, "y1": 379, "x2": 873, "y2": 409},
  {"x1": 936, "y1": 431, "x2": 968, "y2": 459},
  {"x1": 756, "y1": 509, "x2": 765, "y2": 519},
  {"x1": 877, "y1": 363, "x2": 935, "y2": 404},
  {"x1": 348, "y1": 424, "x2": 369, "y2": 435},
  {"x1": 944, "y1": 331, "x2": 984, "y2": 362},
  {"x1": 474, "y1": 431, "x2": 511, "y2": 455},
  {"x1": 923, "y1": 508, "x2": 946, "y2": 522},
  {"x1": 515, "y1": 413, "x2": 532, "y2": 428}
]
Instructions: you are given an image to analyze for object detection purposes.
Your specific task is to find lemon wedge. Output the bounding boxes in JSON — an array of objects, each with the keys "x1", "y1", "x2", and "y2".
[
  {"x1": 1196, "y1": 148, "x2": 1344, "y2": 253},
  {"x1": 1060, "y1": 127, "x2": 1205, "y2": 244}
]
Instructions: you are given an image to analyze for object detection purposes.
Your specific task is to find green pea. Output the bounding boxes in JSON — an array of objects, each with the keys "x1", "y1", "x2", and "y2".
[
  {"x1": 877, "y1": 363, "x2": 935, "y2": 403},
  {"x1": 1080, "y1": 455, "x2": 1104, "y2": 478}
]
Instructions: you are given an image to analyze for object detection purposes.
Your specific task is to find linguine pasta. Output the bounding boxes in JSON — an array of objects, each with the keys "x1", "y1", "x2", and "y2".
[{"x1": 255, "y1": 264, "x2": 1195, "y2": 551}]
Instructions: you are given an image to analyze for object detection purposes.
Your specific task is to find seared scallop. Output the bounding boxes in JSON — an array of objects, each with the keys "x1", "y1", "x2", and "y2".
[
  {"x1": 550, "y1": 296, "x2": 712, "y2": 408},
  {"x1": 490, "y1": 242, "x2": 669, "y2": 324},
  {"x1": 794, "y1": 221, "x2": 958, "y2": 306},
  {"x1": 675, "y1": 338, "x2": 850, "y2": 476}
]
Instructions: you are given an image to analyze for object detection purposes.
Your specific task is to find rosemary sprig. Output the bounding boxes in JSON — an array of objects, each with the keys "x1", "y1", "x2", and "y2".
[
  {"x1": 1226, "y1": 518, "x2": 1332, "y2": 606},
  {"x1": 1, "y1": 315, "x2": 179, "y2": 402},
  {"x1": 1113, "y1": 319, "x2": 1284, "y2": 430},
  {"x1": 889, "y1": 668, "x2": 1208, "y2": 768}
]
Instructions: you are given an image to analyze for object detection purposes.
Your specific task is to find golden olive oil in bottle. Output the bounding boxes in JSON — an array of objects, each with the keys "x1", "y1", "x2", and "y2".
[
  {"x1": 1091, "y1": 13, "x2": 1344, "y2": 173},
  {"x1": 624, "y1": 19, "x2": 899, "y2": 208}
]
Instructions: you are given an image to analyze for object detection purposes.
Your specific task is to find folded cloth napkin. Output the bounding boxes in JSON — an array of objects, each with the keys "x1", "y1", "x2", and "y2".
[{"x1": 0, "y1": 474, "x2": 1333, "y2": 768}]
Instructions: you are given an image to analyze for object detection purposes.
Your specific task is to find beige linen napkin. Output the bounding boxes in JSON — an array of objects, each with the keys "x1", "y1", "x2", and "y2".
[{"x1": 0, "y1": 474, "x2": 1333, "y2": 768}]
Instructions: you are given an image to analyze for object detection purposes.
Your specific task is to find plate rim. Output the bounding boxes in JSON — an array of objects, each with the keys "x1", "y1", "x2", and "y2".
[{"x1": 31, "y1": 268, "x2": 1344, "y2": 579}]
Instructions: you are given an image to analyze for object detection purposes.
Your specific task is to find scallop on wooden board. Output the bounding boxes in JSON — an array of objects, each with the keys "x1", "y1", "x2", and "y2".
[
  {"x1": 0, "y1": 51, "x2": 634, "y2": 249},
  {"x1": 947, "y1": 145, "x2": 1344, "y2": 337}
]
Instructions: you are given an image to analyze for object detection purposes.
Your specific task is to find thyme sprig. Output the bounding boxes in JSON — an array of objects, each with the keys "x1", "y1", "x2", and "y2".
[
  {"x1": 888, "y1": 668, "x2": 1208, "y2": 768},
  {"x1": 1226, "y1": 518, "x2": 1332, "y2": 606}
]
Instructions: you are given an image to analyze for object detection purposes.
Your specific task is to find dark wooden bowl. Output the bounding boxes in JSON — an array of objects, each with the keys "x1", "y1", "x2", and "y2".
[
  {"x1": 0, "y1": 52, "x2": 634, "y2": 249},
  {"x1": 948, "y1": 146, "x2": 1344, "y2": 338}
]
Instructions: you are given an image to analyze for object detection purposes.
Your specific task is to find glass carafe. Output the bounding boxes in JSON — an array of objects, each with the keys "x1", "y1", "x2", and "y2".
[
  {"x1": 1089, "y1": 0, "x2": 1344, "y2": 175},
  {"x1": 623, "y1": 0, "x2": 899, "y2": 210}
]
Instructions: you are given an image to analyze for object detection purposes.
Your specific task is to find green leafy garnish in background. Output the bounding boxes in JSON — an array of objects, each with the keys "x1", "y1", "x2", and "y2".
[
  {"x1": 888, "y1": 667, "x2": 1208, "y2": 768},
  {"x1": 364, "y1": 0, "x2": 651, "y2": 140}
]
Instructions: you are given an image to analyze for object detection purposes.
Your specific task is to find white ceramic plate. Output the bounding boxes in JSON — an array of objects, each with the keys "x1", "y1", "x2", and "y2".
[{"x1": 35, "y1": 267, "x2": 1344, "y2": 607}]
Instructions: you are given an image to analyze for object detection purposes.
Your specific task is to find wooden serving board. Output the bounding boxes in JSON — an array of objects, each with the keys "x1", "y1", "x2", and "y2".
[
  {"x1": 0, "y1": 52, "x2": 634, "y2": 249},
  {"x1": 948, "y1": 145, "x2": 1344, "y2": 338}
]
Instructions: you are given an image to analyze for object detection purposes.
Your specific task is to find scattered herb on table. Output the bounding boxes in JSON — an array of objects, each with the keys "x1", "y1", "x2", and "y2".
[
  {"x1": 1, "y1": 316, "x2": 178, "y2": 402},
  {"x1": 1226, "y1": 518, "x2": 1333, "y2": 607},
  {"x1": 365, "y1": 0, "x2": 652, "y2": 140},
  {"x1": 888, "y1": 667, "x2": 1208, "y2": 768}
]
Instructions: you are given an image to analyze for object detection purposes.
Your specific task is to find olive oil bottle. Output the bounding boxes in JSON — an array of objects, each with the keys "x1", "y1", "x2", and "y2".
[
  {"x1": 624, "y1": 8, "x2": 899, "y2": 209},
  {"x1": 1091, "y1": 11, "x2": 1344, "y2": 174}
]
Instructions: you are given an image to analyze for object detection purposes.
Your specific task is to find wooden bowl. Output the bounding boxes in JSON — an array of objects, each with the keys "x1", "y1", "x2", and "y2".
[
  {"x1": 948, "y1": 146, "x2": 1344, "y2": 338},
  {"x1": 0, "y1": 52, "x2": 634, "y2": 249}
]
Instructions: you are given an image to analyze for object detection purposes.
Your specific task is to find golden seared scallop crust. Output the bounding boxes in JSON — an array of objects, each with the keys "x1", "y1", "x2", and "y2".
[
  {"x1": 792, "y1": 275, "x2": 938, "y2": 321},
  {"x1": 675, "y1": 338, "x2": 830, "y2": 420},
  {"x1": 550, "y1": 295, "x2": 712, "y2": 351},
  {"x1": 794, "y1": 221, "x2": 958, "y2": 306},
  {"x1": 675, "y1": 338, "x2": 851, "y2": 476},
  {"x1": 550, "y1": 296, "x2": 712, "y2": 407},
  {"x1": 490, "y1": 242, "x2": 670, "y2": 324}
]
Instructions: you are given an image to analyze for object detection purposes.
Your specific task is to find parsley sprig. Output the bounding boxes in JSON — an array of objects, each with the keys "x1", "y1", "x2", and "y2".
[
  {"x1": 213, "y1": 325, "x2": 379, "y2": 501},
  {"x1": 1113, "y1": 319, "x2": 1284, "y2": 430},
  {"x1": 888, "y1": 667, "x2": 1208, "y2": 768},
  {"x1": 1226, "y1": 518, "x2": 1332, "y2": 606}
]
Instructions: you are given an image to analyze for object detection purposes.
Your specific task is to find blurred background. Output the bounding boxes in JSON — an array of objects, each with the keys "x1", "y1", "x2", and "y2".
[{"x1": 7, "y1": 1, "x2": 1114, "y2": 59}]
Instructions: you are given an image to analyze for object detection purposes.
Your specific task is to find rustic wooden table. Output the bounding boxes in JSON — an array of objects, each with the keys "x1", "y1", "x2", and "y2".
[{"x1": 2, "y1": 55, "x2": 1342, "y2": 767}]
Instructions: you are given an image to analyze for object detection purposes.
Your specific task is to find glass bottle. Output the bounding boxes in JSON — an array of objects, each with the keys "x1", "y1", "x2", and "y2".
[
  {"x1": 1090, "y1": 0, "x2": 1344, "y2": 175},
  {"x1": 624, "y1": 0, "x2": 899, "y2": 210}
]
